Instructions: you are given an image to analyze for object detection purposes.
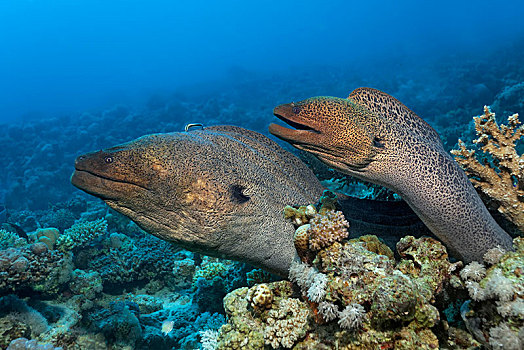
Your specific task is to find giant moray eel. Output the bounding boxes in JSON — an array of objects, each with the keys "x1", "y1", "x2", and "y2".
[
  {"x1": 269, "y1": 87, "x2": 514, "y2": 263},
  {"x1": 71, "y1": 126, "x2": 324, "y2": 276},
  {"x1": 71, "y1": 125, "x2": 428, "y2": 276}
]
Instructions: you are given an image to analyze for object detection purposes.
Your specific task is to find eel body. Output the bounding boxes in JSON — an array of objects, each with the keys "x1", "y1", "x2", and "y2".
[
  {"x1": 71, "y1": 125, "x2": 325, "y2": 276},
  {"x1": 269, "y1": 87, "x2": 514, "y2": 262}
]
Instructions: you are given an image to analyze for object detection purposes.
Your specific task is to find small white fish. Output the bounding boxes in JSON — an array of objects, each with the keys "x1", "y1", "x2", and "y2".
[{"x1": 161, "y1": 320, "x2": 175, "y2": 335}]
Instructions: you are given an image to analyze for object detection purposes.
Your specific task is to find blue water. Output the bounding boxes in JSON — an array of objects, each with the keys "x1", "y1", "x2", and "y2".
[
  {"x1": 0, "y1": 1, "x2": 523, "y2": 349},
  {"x1": 1, "y1": 0, "x2": 522, "y2": 121}
]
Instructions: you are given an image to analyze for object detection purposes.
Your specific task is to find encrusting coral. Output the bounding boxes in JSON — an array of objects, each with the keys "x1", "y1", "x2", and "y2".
[{"x1": 451, "y1": 106, "x2": 524, "y2": 232}]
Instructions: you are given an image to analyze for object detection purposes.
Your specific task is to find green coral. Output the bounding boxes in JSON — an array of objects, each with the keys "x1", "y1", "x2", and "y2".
[
  {"x1": 192, "y1": 257, "x2": 241, "y2": 289},
  {"x1": 36, "y1": 227, "x2": 59, "y2": 249},
  {"x1": 56, "y1": 218, "x2": 108, "y2": 252},
  {"x1": 0, "y1": 229, "x2": 27, "y2": 249}
]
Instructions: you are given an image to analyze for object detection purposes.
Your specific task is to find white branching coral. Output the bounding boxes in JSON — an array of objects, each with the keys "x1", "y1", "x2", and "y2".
[
  {"x1": 200, "y1": 329, "x2": 219, "y2": 350},
  {"x1": 460, "y1": 261, "x2": 487, "y2": 282},
  {"x1": 496, "y1": 299, "x2": 524, "y2": 317},
  {"x1": 485, "y1": 269, "x2": 515, "y2": 302},
  {"x1": 288, "y1": 261, "x2": 316, "y2": 290},
  {"x1": 488, "y1": 323, "x2": 522, "y2": 350},
  {"x1": 338, "y1": 303, "x2": 366, "y2": 330},
  {"x1": 306, "y1": 273, "x2": 327, "y2": 303},
  {"x1": 318, "y1": 301, "x2": 338, "y2": 322},
  {"x1": 465, "y1": 281, "x2": 487, "y2": 301}
]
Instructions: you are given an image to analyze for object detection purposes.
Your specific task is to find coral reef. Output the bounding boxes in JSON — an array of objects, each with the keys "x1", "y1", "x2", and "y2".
[
  {"x1": 7, "y1": 337, "x2": 63, "y2": 350},
  {"x1": 459, "y1": 237, "x2": 524, "y2": 349},
  {"x1": 451, "y1": 106, "x2": 523, "y2": 232},
  {"x1": 56, "y1": 218, "x2": 108, "y2": 252},
  {"x1": 213, "y1": 199, "x2": 471, "y2": 349},
  {"x1": 0, "y1": 229, "x2": 27, "y2": 249},
  {"x1": 0, "y1": 43, "x2": 523, "y2": 349},
  {"x1": 0, "y1": 245, "x2": 72, "y2": 295}
]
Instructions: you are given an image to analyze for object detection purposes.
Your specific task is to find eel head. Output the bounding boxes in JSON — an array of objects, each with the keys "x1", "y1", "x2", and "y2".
[{"x1": 270, "y1": 96, "x2": 381, "y2": 173}]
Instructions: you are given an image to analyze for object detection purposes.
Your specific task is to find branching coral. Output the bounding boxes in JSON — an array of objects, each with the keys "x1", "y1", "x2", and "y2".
[
  {"x1": 451, "y1": 106, "x2": 524, "y2": 232},
  {"x1": 308, "y1": 210, "x2": 349, "y2": 251},
  {"x1": 56, "y1": 218, "x2": 108, "y2": 252},
  {"x1": 460, "y1": 237, "x2": 523, "y2": 348},
  {"x1": 0, "y1": 229, "x2": 27, "y2": 249}
]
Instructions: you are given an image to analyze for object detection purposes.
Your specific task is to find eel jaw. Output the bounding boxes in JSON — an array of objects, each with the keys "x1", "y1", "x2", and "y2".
[
  {"x1": 71, "y1": 154, "x2": 147, "y2": 202},
  {"x1": 270, "y1": 103, "x2": 363, "y2": 172},
  {"x1": 269, "y1": 103, "x2": 321, "y2": 147}
]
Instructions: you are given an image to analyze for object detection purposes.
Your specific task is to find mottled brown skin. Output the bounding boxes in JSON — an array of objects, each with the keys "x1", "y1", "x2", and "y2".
[
  {"x1": 71, "y1": 125, "x2": 324, "y2": 276},
  {"x1": 270, "y1": 87, "x2": 513, "y2": 262}
]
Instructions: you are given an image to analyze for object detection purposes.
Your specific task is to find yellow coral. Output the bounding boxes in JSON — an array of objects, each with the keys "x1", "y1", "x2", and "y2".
[
  {"x1": 308, "y1": 210, "x2": 349, "y2": 251},
  {"x1": 36, "y1": 228, "x2": 59, "y2": 249},
  {"x1": 247, "y1": 283, "x2": 273, "y2": 310},
  {"x1": 293, "y1": 224, "x2": 310, "y2": 261},
  {"x1": 451, "y1": 106, "x2": 524, "y2": 232}
]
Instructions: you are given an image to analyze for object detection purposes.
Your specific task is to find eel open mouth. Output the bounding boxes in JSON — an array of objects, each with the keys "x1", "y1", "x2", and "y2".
[{"x1": 269, "y1": 104, "x2": 319, "y2": 143}]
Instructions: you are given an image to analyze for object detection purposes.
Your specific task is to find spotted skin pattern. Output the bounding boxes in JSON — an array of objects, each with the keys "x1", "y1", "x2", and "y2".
[
  {"x1": 270, "y1": 87, "x2": 513, "y2": 262},
  {"x1": 71, "y1": 125, "x2": 324, "y2": 276}
]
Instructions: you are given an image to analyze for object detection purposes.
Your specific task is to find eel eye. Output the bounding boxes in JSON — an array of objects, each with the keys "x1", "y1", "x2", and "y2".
[
  {"x1": 373, "y1": 137, "x2": 385, "y2": 148},
  {"x1": 104, "y1": 156, "x2": 114, "y2": 164},
  {"x1": 292, "y1": 105, "x2": 301, "y2": 114},
  {"x1": 231, "y1": 184, "x2": 250, "y2": 204}
]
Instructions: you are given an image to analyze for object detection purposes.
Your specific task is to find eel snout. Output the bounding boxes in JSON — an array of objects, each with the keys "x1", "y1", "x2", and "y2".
[{"x1": 270, "y1": 103, "x2": 321, "y2": 146}]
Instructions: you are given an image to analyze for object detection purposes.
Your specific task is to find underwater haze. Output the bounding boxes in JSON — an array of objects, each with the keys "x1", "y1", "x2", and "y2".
[
  {"x1": 0, "y1": 0, "x2": 523, "y2": 121},
  {"x1": 0, "y1": 1, "x2": 524, "y2": 349}
]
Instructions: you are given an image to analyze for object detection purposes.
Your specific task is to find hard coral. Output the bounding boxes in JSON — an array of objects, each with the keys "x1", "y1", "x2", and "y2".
[
  {"x1": 36, "y1": 228, "x2": 59, "y2": 250},
  {"x1": 451, "y1": 106, "x2": 524, "y2": 232},
  {"x1": 56, "y1": 218, "x2": 107, "y2": 252},
  {"x1": 308, "y1": 210, "x2": 349, "y2": 251},
  {"x1": 7, "y1": 337, "x2": 63, "y2": 350},
  {"x1": 0, "y1": 246, "x2": 72, "y2": 295},
  {"x1": 0, "y1": 230, "x2": 27, "y2": 249},
  {"x1": 460, "y1": 237, "x2": 524, "y2": 348},
  {"x1": 217, "y1": 281, "x2": 308, "y2": 350},
  {"x1": 247, "y1": 283, "x2": 273, "y2": 310}
]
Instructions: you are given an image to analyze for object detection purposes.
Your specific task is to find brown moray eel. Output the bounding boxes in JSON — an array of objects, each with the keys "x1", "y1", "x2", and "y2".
[
  {"x1": 71, "y1": 126, "x2": 325, "y2": 276},
  {"x1": 269, "y1": 87, "x2": 514, "y2": 263}
]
